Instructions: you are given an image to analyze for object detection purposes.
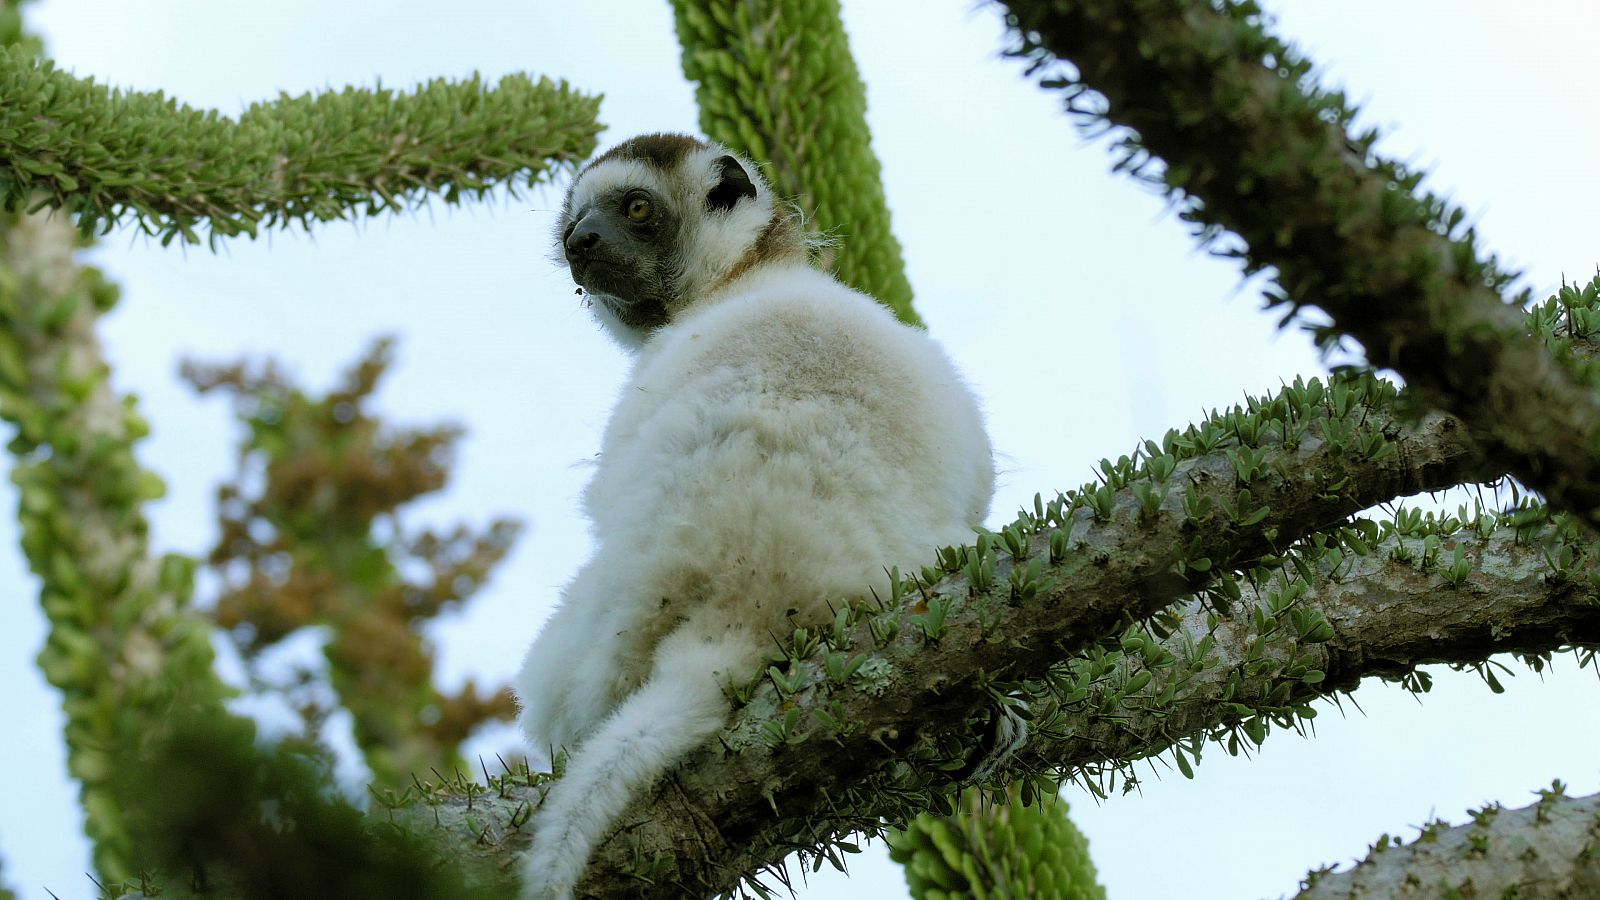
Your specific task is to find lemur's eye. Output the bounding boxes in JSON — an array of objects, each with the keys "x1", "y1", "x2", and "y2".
[{"x1": 625, "y1": 196, "x2": 653, "y2": 222}]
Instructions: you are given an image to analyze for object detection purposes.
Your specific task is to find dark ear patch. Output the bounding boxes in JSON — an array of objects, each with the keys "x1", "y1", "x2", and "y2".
[{"x1": 707, "y1": 155, "x2": 757, "y2": 211}]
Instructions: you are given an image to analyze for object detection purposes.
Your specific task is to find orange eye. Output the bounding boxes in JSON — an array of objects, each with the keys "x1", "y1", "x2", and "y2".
[{"x1": 626, "y1": 197, "x2": 652, "y2": 221}]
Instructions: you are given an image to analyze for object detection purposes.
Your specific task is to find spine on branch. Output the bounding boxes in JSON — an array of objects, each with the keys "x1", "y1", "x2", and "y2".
[
  {"x1": 668, "y1": 0, "x2": 920, "y2": 325},
  {"x1": 996, "y1": 0, "x2": 1600, "y2": 528},
  {"x1": 0, "y1": 47, "x2": 602, "y2": 245}
]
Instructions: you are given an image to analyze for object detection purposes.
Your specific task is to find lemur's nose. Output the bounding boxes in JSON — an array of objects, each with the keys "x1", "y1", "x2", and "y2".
[
  {"x1": 566, "y1": 226, "x2": 600, "y2": 254},
  {"x1": 564, "y1": 211, "x2": 609, "y2": 261}
]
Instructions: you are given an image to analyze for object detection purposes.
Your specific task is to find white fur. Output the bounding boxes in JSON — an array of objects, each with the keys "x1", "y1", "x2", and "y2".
[
  {"x1": 517, "y1": 149, "x2": 993, "y2": 899},
  {"x1": 673, "y1": 146, "x2": 777, "y2": 295},
  {"x1": 562, "y1": 158, "x2": 661, "y2": 213}
]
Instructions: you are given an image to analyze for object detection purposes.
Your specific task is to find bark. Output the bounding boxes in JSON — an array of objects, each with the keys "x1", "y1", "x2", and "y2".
[
  {"x1": 1030, "y1": 524, "x2": 1600, "y2": 782},
  {"x1": 1295, "y1": 788, "x2": 1600, "y2": 899}
]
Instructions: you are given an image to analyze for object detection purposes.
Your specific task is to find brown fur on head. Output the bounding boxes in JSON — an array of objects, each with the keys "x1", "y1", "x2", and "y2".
[{"x1": 556, "y1": 133, "x2": 806, "y2": 343}]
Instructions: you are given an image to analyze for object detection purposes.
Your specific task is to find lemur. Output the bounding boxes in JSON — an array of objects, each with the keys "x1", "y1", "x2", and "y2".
[{"x1": 515, "y1": 133, "x2": 994, "y2": 898}]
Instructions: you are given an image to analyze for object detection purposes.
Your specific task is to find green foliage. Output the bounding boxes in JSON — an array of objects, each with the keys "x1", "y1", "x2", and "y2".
[
  {"x1": 0, "y1": 9, "x2": 252, "y2": 873},
  {"x1": 0, "y1": 47, "x2": 601, "y2": 246},
  {"x1": 669, "y1": 0, "x2": 921, "y2": 326},
  {"x1": 0, "y1": 206, "x2": 244, "y2": 882},
  {"x1": 0, "y1": 0, "x2": 40, "y2": 59},
  {"x1": 184, "y1": 339, "x2": 523, "y2": 786},
  {"x1": 109, "y1": 719, "x2": 508, "y2": 900},
  {"x1": 890, "y1": 785, "x2": 1105, "y2": 900}
]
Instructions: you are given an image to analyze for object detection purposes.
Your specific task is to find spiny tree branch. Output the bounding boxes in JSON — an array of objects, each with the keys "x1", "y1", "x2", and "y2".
[
  {"x1": 995, "y1": 0, "x2": 1600, "y2": 530},
  {"x1": 1029, "y1": 521, "x2": 1600, "y2": 787},
  {"x1": 0, "y1": 47, "x2": 601, "y2": 246},
  {"x1": 1295, "y1": 785, "x2": 1600, "y2": 899},
  {"x1": 0, "y1": 208, "x2": 247, "y2": 880},
  {"x1": 461, "y1": 271, "x2": 1600, "y2": 890},
  {"x1": 668, "y1": 0, "x2": 920, "y2": 325}
]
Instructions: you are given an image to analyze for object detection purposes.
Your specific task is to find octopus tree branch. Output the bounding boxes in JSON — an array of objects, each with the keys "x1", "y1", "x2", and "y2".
[
  {"x1": 0, "y1": 207, "x2": 248, "y2": 880},
  {"x1": 668, "y1": 0, "x2": 920, "y2": 325},
  {"x1": 1030, "y1": 522, "x2": 1600, "y2": 785},
  {"x1": 0, "y1": 46, "x2": 601, "y2": 246},
  {"x1": 1295, "y1": 786, "x2": 1600, "y2": 899},
  {"x1": 995, "y1": 0, "x2": 1600, "y2": 529}
]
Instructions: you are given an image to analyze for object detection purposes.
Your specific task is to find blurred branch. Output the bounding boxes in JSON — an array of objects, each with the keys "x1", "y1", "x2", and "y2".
[
  {"x1": 0, "y1": 4, "x2": 247, "y2": 885},
  {"x1": 185, "y1": 339, "x2": 523, "y2": 785},
  {"x1": 0, "y1": 207, "x2": 245, "y2": 881},
  {"x1": 888, "y1": 787, "x2": 1105, "y2": 900},
  {"x1": 110, "y1": 722, "x2": 509, "y2": 900}
]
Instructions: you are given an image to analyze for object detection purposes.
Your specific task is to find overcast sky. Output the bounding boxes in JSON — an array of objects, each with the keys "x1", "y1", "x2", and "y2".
[{"x1": 3, "y1": 2, "x2": 1598, "y2": 898}]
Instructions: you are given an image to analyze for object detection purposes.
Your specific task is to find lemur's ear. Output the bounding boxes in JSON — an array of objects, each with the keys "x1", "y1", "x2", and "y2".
[{"x1": 707, "y1": 155, "x2": 757, "y2": 211}]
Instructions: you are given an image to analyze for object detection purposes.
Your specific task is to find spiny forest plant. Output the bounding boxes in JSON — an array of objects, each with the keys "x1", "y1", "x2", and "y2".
[
  {"x1": 3, "y1": 0, "x2": 1599, "y2": 898},
  {"x1": 669, "y1": 0, "x2": 919, "y2": 326},
  {"x1": 0, "y1": 44, "x2": 599, "y2": 246},
  {"x1": 182, "y1": 339, "x2": 522, "y2": 787},
  {"x1": 0, "y1": 0, "x2": 595, "y2": 888},
  {"x1": 0, "y1": 0, "x2": 246, "y2": 881},
  {"x1": 888, "y1": 785, "x2": 1105, "y2": 900}
]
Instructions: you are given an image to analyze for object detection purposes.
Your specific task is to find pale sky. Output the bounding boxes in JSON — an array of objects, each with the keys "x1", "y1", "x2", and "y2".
[{"x1": 3, "y1": 2, "x2": 1598, "y2": 898}]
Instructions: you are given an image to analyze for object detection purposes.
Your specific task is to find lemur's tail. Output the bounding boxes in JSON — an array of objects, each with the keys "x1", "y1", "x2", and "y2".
[{"x1": 519, "y1": 629, "x2": 759, "y2": 900}]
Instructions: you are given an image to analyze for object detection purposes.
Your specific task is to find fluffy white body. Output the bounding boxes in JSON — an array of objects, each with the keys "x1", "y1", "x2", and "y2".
[{"x1": 516, "y1": 134, "x2": 993, "y2": 898}]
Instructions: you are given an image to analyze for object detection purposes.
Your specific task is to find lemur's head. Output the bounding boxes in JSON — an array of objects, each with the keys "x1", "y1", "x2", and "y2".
[{"x1": 556, "y1": 133, "x2": 805, "y2": 344}]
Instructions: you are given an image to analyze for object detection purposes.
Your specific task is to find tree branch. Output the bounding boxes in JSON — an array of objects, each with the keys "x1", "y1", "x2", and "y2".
[
  {"x1": 669, "y1": 0, "x2": 920, "y2": 325},
  {"x1": 376, "y1": 276, "x2": 1600, "y2": 894},
  {"x1": 1028, "y1": 521, "x2": 1600, "y2": 786},
  {"x1": 995, "y1": 0, "x2": 1600, "y2": 529},
  {"x1": 0, "y1": 47, "x2": 601, "y2": 245},
  {"x1": 1295, "y1": 786, "x2": 1600, "y2": 899},
  {"x1": 0, "y1": 209, "x2": 246, "y2": 880}
]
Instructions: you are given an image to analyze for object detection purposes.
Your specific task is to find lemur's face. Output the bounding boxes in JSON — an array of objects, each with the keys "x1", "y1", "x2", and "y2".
[
  {"x1": 560, "y1": 175, "x2": 683, "y2": 331},
  {"x1": 557, "y1": 134, "x2": 762, "y2": 337}
]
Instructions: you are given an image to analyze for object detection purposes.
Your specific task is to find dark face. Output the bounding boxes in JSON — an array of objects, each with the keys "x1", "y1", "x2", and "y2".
[{"x1": 561, "y1": 186, "x2": 681, "y2": 332}]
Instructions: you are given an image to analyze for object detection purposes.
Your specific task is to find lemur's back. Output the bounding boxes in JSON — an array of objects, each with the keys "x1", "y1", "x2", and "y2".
[{"x1": 578, "y1": 259, "x2": 992, "y2": 684}]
